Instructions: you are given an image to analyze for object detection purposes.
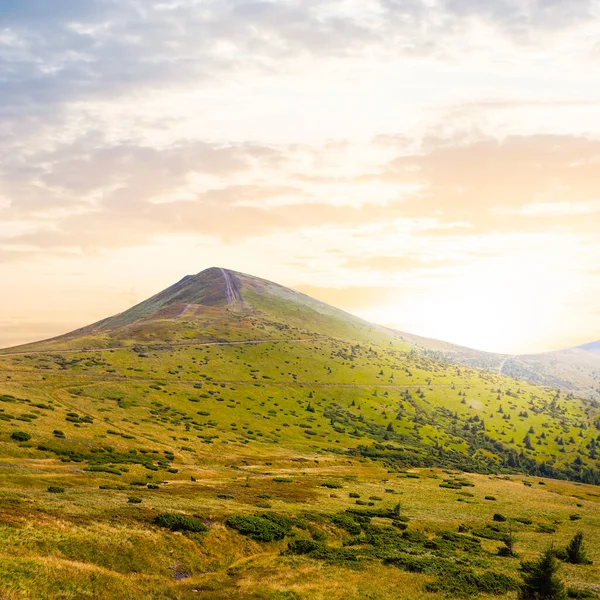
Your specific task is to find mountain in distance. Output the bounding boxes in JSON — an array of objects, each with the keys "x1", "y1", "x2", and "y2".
[
  {"x1": 4, "y1": 266, "x2": 599, "y2": 403},
  {"x1": 410, "y1": 334, "x2": 600, "y2": 404}
]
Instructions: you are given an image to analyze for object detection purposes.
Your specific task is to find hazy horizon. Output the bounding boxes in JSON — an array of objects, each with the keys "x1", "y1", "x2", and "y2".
[{"x1": 2, "y1": 0, "x2": 600, "y2": 353}]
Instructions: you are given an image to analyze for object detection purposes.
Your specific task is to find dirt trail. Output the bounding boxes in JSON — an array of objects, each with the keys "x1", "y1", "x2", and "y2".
[
  {"x1": 220, "y1": 268, "x2": 243, "y2": 308},
  {"x1": 175, "y1": 303, "x2": 192, "y2": 317}
]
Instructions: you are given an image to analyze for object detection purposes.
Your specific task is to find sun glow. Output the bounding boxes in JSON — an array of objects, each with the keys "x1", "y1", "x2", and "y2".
[{"x1": 362, "y1": 256, "x2": 573, "y2": 354}]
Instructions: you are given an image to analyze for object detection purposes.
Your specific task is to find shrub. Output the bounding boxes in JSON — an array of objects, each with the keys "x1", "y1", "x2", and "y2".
[
  {"x1": 154, "y1": 512, "x2": 207, "y2": 533},
  {"x1": 273, "y1": 477, "x2": 292, "y2": 483},
  {"x1": 287, "y1": 539, "x2": 322, "y2": 555},
  {"x1": 349, "y1": 492, "x2": 360, "y2": 498},
  {"x1": 321, "y1": 482, "x2": 343, "y2": 489},
  {"x1": 569, "y1": 514, "x2": 582, "y2": 521},
  {"x1": 426, "y1": 569, "x2": 519, "y2": 596},
  {"x1": 10, "y1": 431, "x2": 31, "y2": 442},
  {"x1": 226, "y1": 513, "x2": 293, "y2": 542},
  {"x1": 331, "y1": 514, "x2": 361, "y2": 535},
  {"x1": 493, "y1": 513, "x2": 507, "y2": 522},
  {"x1": 128, "y1": 496, "x2": 142, "y2": 504},
  {"x1": 485, "y1": 496, "x2": 497, "y2": 501},
  {"x1": 47, "y1": 486, "x2": 65, "y2": 494},
  {"x1": 286, "y1": 539, "x2": 360, "y2": 565}
]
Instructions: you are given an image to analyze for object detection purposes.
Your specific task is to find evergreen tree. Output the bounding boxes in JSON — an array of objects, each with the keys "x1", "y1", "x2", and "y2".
[
  {"x1": 564, "y1": 532, "x2": 591, "y2": 565},
  {"x1": 518, "y1": 547, "x2": 567, "y2": 600}
]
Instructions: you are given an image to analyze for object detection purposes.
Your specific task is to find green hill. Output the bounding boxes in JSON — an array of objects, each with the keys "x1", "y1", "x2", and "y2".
[{"x1": 0, "y1": 268, "x2": 598, "y2": 599}]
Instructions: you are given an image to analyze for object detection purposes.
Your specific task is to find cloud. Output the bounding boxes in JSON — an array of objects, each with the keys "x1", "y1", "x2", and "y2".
[
  {"x1": 375, "y1": 134, "x2": 600, "y2": 233},
  {"x1": 343, "y1": 255, "x2": 457, "y2": 272},
  {"x1": 2, "y1": 132, "x2": 600, "y2": 265},
  {"x1": 441, "y1": 0, "x2": 596, "y2": 33}
]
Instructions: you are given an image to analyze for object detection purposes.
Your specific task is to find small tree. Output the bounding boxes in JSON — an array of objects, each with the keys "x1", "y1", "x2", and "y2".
[
  {"x1": 564, "y1": 532, "x2": 591, "y2": 565},
  {"x1": 498, "y1": 522, "x2": 517, "y2": 557},
  {"x1": 519, "y1": 547, "x2": 567, "y2": 600}
]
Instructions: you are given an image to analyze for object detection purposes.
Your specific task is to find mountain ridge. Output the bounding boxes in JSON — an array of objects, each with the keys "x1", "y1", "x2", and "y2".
[{"x1": 2, "y1": 266, "x2": 599, "y2": 402}]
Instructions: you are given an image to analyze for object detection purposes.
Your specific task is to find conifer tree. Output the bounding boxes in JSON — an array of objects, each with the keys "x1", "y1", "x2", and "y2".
[
  {"x1": 564, "y1": 532, "x2": 591, "y2": 565},
  {"x1": 518, "y1": 547, "x2": 567, "y2": 600}
]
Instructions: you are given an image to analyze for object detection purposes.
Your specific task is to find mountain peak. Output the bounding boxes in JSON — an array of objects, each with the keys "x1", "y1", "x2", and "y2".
[{"x1": 92, "y1": 267, "x2": 246, "y2": 330}]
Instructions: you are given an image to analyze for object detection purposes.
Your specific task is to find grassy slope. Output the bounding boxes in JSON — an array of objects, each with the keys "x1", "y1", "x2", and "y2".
[{"x1": 0, "y1": 275, "x2": 599, "y2": 598}]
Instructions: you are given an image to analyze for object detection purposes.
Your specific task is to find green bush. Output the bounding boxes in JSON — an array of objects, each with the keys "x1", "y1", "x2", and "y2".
[
  {"x1": 226, "y1": 513, "x2": 293, "y2": 542},
  {"x1": 286, "y1": 539, "x2": 360, "y2": 566},
  {"x1": 154, "y1": 512, "x2": 208, "y2": 533},
  {"x1": 287, "y1": 539, "x2": 322, "y2": 555},
  {"x1": 128, "y1": 496, "x2": 142, "y2": 504},
  {"x1": 321, "y1": 482, "x2": 343, "y2": 489},
  {"x1": 47, "y1": 486, "x2": 65, "y2": 494},
  {"x1": 331, "y1": 514, "x2": 362, "y2": 535},
  {"x1": 493, "y1": 513, "x2": 507, "y2": 522},
  {"x1": 10, "y1": 431, "x2": 31, "y2": 442},
  {"x1": 426, "y1": 569, "x2": 518, "y2": 597}
]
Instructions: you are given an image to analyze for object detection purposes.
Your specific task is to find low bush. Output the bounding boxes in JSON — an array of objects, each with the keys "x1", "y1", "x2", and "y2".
[
  {"x1": 331, "y1": 514, "x2": 362, "y2": 535},
  {"x1": 154, "y1": 512, "x2": 208, "y2": 533},
  {"x1": 47, "y1": 486, "x2": 65, "y2": 493},
  {"x1": 10, "y1": 431, "x2": 31, "y2": 442},
  {"x1": 426, "y1": 569, "x2": 518, "y2": 597},
  {"x1": 226, "y1": 513, "x2": 293, "y2": 542}
]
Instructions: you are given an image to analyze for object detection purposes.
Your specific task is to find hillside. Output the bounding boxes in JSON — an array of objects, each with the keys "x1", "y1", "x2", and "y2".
[
  {"x1": 417, "y1": 338, "x2": 600, "y2": 404},
  {"x1": 0, "y1": 267, "x2": 599, "y2": 599}
]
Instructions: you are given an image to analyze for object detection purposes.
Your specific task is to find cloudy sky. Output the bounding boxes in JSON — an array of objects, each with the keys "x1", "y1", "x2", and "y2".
[{"x1": 2, "y1": 0, "x2": 600, "y2": 353}]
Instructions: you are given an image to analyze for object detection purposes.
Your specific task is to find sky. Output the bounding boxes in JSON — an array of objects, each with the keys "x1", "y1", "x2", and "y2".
[{"x1": 1, "y1": 0, "x2": 600, "y2": 354}]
